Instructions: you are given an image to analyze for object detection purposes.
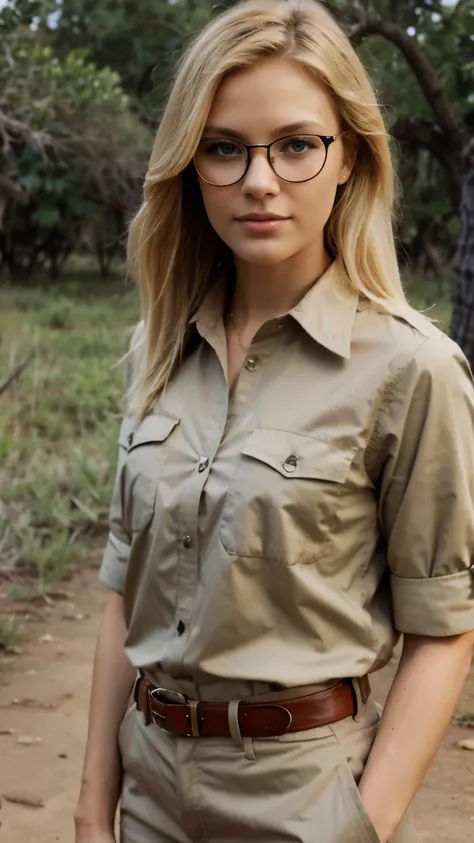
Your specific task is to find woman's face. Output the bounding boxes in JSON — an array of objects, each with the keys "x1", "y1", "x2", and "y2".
[{"x1": 196, "y1": 57, "x2": 354, "y2": 267}]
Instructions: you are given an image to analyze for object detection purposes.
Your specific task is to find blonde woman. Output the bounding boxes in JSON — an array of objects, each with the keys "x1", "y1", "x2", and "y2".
[{"x1": 75, "y1": 2, "x2": 474, "y2": 841}]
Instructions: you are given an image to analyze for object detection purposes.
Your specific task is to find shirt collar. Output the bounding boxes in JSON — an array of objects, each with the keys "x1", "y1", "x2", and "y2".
[
  {"x1": 289, "y1": 261, "x2": 359, "y2": 359},
  {"x1": 189, "y1": 281, "x2": 225, "y2": 334},
  {"x1": 189, "y1": 260, "x2": 359, "y2": 359}
]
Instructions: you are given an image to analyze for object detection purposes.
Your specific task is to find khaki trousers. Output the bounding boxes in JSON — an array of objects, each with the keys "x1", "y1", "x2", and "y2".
[{"x1": 119, "y1": 675, "x2": 416, "y2": 843}]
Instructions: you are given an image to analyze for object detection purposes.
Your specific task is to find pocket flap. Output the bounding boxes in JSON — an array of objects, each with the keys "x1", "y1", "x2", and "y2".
[
  {"x1": 119, "y1": 414, "x2": 179, "y2": 450},
  {"x1": 241, "y1": 428, "x2": 354, "y2": 482}
]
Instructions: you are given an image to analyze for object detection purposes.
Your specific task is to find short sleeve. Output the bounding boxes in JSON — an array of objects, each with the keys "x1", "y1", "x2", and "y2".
[
  {"x1": 368, "y1": 334, "x2": 474, "y2": 637},
  {"x1": 98, "y1": 322, "x2": 144, "y2": 594}
]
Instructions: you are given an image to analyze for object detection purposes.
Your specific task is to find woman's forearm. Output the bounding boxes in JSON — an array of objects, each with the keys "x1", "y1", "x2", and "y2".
[
  {"x1": 75, "y1": 591, "x2": 136, "y2": 833},
  {"x1": 359, "y1": 631, "x2": 474, "y2": 843}
]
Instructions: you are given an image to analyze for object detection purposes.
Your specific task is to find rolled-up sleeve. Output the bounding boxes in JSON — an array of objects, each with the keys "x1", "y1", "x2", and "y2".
[
  {"x1": 98, "y1": 418, "x2": 134, "y2": 593},
  {"x1": 99, "y1": 322, "x2": 144, "y2": 594},
  {"x1": 370, "y1": 334, "x2": 474, "y2": 636}
]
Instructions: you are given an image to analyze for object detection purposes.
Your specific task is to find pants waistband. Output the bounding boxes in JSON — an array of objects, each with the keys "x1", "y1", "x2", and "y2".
[{"x1": 141, "y1": 667, "x2": 357, "y2": 704}]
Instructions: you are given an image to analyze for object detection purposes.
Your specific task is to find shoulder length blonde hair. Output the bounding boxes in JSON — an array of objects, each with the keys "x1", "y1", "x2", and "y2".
[{"x1": 127, "y1": 0, "x2": 406, "y2": 418}]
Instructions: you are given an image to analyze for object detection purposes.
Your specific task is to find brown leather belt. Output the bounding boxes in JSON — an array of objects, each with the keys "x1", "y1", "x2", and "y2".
[{"x1": 135, "y1": 674, "x2": 370, "y2": 739}]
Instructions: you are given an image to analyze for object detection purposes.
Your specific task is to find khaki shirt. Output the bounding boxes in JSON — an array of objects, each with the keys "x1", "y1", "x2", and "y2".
[{"x1": 100, "y1": 263, "x2": 474, "y2": 686}]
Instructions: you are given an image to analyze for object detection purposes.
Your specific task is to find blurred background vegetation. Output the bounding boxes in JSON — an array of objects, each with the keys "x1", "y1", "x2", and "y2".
[{"x1": 0, "y1": 0, "x2": 473, "y2": 641}]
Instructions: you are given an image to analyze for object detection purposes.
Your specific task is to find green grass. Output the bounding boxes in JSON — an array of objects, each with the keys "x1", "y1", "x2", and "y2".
[
  {"x1": 0, "y1": 616, "x2": 23, "y2": 651},
  {"x1": 0, "y1": 268, "x2": 452, "y2": 598},
  {"x1": 0, "y1": 274, "x2": 139, "y2": 595}
]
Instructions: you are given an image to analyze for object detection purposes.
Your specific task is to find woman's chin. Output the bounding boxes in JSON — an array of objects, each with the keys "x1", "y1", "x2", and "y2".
[{"x1": 231, "y1": 240, "x2": 295, "y2": 266}]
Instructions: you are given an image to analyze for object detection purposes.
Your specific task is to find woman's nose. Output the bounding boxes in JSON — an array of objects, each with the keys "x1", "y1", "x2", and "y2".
[{"x1": 242, "y1": 149, "x2": 280, "y2": 198}]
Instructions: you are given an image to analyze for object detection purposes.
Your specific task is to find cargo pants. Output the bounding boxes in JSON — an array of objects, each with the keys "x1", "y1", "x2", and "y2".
[{"x1": 119, "y1": 672, "x2": 416, "y2": 843}]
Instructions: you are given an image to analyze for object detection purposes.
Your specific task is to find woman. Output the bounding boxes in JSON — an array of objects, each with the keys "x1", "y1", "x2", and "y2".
[{"x1": 75, "y1": 2, "x2": 474, "y2": 841}]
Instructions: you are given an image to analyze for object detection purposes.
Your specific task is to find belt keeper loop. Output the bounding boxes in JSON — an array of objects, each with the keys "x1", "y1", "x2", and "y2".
[
  {"x1": 228, "y1": 699, "x2": 244, "y2": 748},
  {"x1": 188, "y1": 700, "x2": 200, "y2": 737},
  {"x1": 351, "y1": 678, "x2": 366, "y2": 723}
]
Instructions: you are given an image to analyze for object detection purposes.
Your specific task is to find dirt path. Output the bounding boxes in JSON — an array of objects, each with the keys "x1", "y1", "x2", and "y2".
[{"x1": 1, "y1": 570, "x2": 474, "y2": 842}]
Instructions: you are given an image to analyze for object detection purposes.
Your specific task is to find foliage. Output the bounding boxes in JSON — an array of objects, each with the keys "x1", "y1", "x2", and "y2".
[
  {"x1": 0, "y1": 272, "x2": 139, "y2": 593},
  {"x1": 0, "y1": 617, "x2": 23, "y2": 651},
  {"x1": 42, "y1": 0, "x2": 217, "y2": 107},
  {"x1": 0, "y1": 0, "x2": 473, "y2": 278},
  {"x1": 0, "y1": 22, "x2": 152, "y2": 280}
]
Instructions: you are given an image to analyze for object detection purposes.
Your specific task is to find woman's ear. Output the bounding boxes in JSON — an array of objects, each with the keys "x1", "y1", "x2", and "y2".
[{"x1": 338, "y1": 132, "x2": 358, "y2": 185}]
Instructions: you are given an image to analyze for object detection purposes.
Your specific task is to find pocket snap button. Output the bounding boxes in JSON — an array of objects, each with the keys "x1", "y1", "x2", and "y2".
[{"x1": 283, "y1": 455, "x2": 298, "y2": 473}]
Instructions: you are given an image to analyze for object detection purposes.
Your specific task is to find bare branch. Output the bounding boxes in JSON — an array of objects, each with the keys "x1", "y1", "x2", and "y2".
[
  {"x1": 348, "y1": 19, "x2": 464, "y2": 152},
  {"x1": 0, "y1": 352, "x2": 35, "y2": 399}
]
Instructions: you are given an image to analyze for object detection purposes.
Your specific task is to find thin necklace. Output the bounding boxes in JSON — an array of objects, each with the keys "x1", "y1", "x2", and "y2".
[{"x1": 229, "y1": 311, "x2": 250, "y2": 351}]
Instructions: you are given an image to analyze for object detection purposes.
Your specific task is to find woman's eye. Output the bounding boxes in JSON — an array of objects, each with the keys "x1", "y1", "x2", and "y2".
[
  {"x1": 286, "y1": 138, "x2": 312, "y2": 154},
  {"x1": 206, "y1": 141, "x2": 242, "y2": 156}
]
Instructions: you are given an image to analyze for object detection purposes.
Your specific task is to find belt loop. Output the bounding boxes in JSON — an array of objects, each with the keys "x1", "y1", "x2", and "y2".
[
  {"x1": 243, "y1": 737, "x2": 256, "y2": 762},
  {"x1": 188, "y1": 700, "x2": 200, "y2": 737},
  {"x1": 228, "y1": 699, "x2": 244, "y2": 748},
  {"x1": 351, "y1": 678, "x2": 367, "y2": 723}
]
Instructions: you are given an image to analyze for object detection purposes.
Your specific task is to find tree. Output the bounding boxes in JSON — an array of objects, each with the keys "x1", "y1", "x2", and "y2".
[
  {"x1": 334, "y1": 0, "x2": 474, "y2": 358},
  {"x1": 0, "y1": 24, "x2": 153, "y2": 279},
  {"x1": 42, "y1": 0, "x2": 216, "y2": 108},
  {"x1": 450, "y1": 139, "x2": 474, "y2": 367}
]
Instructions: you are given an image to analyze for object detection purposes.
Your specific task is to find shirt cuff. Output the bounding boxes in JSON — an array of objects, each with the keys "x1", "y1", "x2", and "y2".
[
  {"x1": 98, "y1": 531, "x2": 131, "y2": 594},
  {"x1": 391, "y1": 568, "x2": 474, "y2": 636}
]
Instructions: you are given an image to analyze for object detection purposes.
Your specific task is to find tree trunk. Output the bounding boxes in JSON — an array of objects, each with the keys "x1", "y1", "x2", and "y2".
[{"x1": 450, "y1": 139, "x2": 474, "y2": 367}]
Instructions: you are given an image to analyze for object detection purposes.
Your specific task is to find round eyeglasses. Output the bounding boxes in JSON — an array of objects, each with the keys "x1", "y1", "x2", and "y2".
[{"x1": 194, "y1": 132, "x2": 345, "y2": 186}]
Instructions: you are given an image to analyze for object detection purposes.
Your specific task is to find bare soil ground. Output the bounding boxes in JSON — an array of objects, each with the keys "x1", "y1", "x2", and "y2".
[{"x1": 1, "y1": 568, "x2": 474, "y2": 842}]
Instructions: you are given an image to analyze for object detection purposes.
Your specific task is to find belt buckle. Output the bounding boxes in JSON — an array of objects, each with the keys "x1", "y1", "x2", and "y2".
[
  {"x1": 148, "y1": 687, "x2": 188, "y2": 730},
  {"x1": 148, "y1": 688, "x2": 202, "y2": 738},
  {"x1": 150, "y1": 687, "x2": 188, "y2": 705}
]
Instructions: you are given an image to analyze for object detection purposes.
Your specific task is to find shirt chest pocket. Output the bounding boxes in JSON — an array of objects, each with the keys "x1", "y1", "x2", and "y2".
[
  {"x1": 219, "y1": 427, "x2": 355, "y2": 566},
  {"x1": 119, "y1": 413, "x2": 179, "y2": 534}
]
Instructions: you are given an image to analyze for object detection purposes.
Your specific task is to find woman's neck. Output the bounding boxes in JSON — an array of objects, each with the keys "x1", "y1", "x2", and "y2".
[{"x1": 231, "y1": 247, "x2": 332, "y2": 325}]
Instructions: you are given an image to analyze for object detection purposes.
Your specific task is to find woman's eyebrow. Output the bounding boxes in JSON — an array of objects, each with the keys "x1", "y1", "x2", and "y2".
[{"x1": 202, "y1": 122, "x2": 327, "y2": 140}]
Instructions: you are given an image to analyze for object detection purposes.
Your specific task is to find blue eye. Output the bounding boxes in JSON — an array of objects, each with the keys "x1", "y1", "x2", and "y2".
[
  {"x1": 204, "y1": 141, "x2": 244, "y2": 157},
  {"x1": 284, "y1": 138, "x2": 316, "y2": 154}
]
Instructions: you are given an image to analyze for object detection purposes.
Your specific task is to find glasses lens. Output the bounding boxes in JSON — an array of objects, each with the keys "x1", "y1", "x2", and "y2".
[
  {"x1": 195, "y1": 139, "x2": 248, "y2": 186},
  {"x1": 270, "y1": 135, "x2": 326, "y2": 182}
]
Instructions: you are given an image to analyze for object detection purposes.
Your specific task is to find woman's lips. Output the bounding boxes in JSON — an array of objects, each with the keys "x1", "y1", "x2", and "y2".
[{"x1": 235, "y1": 217, "x2": 289, "y2": 233}]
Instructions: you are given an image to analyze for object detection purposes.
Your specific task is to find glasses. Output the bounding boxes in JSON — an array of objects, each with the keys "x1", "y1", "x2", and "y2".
[{"x1": 194, "y1": 132, "x2": 345, "y2": 187}]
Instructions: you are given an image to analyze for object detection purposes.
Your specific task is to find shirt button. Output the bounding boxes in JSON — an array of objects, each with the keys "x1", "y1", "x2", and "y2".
[
  {"x1": 177, "y1": 620, "x2": 186, "y2": 635},
  {"x1": 283, "y1": 455, "x2": 298, "y2": 473},
  {"x1": 198, "y1": 457, "x2": 209, "y2": 473},
  {"x1": 245, "y1": 357, "x2": 258, "y2": 372},
  {"x1": 182, "y1": 535, "x2": 192, "y2": 549},
  {"x1": 128, "y1": 433, "x2": 134, "y2": 446}
]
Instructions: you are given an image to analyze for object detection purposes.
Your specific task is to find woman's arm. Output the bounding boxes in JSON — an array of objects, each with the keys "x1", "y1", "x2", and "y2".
[
  {"x1": 359, "y1": 631, "x2": 474, "y2": 843},
  {"x1": 75, "y1": 591, "x2": 136, "y2": 841}
]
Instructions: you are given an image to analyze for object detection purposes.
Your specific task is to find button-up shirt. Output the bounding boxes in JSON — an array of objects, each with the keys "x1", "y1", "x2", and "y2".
[{"x1": 99, "y1": 262, "x2": 474, "y2": 686}]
